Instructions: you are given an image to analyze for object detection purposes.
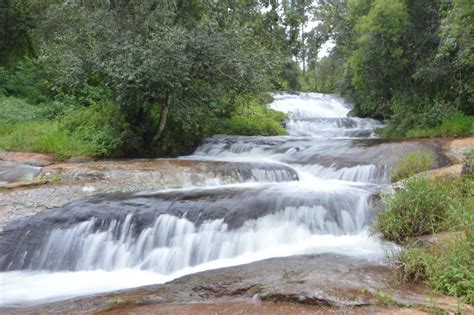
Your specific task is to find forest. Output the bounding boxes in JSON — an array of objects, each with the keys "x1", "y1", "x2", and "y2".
[{"x1": 0, "y1": 0, "x2": 473, "y2": 159}]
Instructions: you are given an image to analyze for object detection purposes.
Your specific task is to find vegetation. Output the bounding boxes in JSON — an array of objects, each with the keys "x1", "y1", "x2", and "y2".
[
  {"x1": 376, "y1": 176, "x2": 472, "y2": 243},
  {"x1": 1, "y1": 0, "x2": 312, "y2": 158},
  {"x1": 307, "y1": 0, "x2": 474, "y2": 137},
  {"x1": 376, "y1": 174, "x2": 473, "y2": 303},
  {"x1": 1, "y1": 1, "x2": 473, "y2": 157},
  {"x1": 395, "y1": 231, "x2": 474, "y2": 304},
  {"x1": 404, "y1": 114, "x2": 474, "y2": 138},
  {"x1": 390, "y1": 150, "x2": 436, "y2": 182}
]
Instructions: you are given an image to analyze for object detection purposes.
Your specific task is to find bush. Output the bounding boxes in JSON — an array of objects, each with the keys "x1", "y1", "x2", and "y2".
[
  {"x1": 61, "y1": 101, "x2": 125, "y2": 157},
  {"x1": 391, "y1": 150, "x2": 436, "y2": 182},
  {"x1": 0, "y1": 62, "x2": 49, "y2": 104},
  {"x1": 0, "y1": 96, "x2": 43, "y2": 123},
  {"x1": 395, "y1": 231, "x2": 474, "y2": 304},
  {"x1": 223, "y1": 115, "x2": 286, "y2": 136},
  {"x1": 219, "y1": 94, "x2": 287, "y2": 136},
  {"x1": 376, "y1": 176, "x2": 471, "y2": 243}
]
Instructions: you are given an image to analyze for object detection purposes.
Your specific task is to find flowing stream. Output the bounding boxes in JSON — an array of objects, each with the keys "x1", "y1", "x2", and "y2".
[{"x1": 0, "y1": 93, "x2": 395, "y2": 307}]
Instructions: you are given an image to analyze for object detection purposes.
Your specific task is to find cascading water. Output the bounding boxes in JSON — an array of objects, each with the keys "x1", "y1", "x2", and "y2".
[{"x1": 0, "y1": 93, "x2": 394, "y2": 306}]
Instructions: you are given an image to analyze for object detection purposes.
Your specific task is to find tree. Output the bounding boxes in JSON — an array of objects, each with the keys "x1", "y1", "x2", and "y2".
[
  {"x1": 41, "y1": 1, "x2": 275, "y2": 155},
  {"x1": 348, "y1": 0, "x2": 411, "y2": 117},
  {"x1": 0, "y1": 0, "x2": 35, "y2": 66}
]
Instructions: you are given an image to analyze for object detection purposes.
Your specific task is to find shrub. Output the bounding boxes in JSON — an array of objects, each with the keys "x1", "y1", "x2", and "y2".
[
  {"x1": 376, "y1": 177, "x2": 470, "y2": 243},
  {"x1": 395, "y1": 245, "x2": 429, "y2": 283},
  {"x1": 0, "y1": 101, "x2": 125, "y2": 159},
  {"x1": 391, "y1": 150, "x2": 436, "y2": 182},
  {"x1": 219, "y1": 94, "x2": 287, "y2": 136},
  {"x1": 223, "y1": 116, "x2": 286, "y2": 136},
  {"x1": 0, "y1": 62, "x2": 49, "y2": 104},
  {"x1": 0, "y1": 96, "x2": 43, "y2": 123},
  {"x1": 61, "y1": 101, "x2": 125, "y2": 157}
]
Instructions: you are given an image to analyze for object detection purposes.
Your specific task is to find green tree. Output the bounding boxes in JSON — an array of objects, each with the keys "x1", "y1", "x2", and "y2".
[
  {"x1": 348, "y1": 0, "x2": 411, "y2": 118},
  {"x1": 0, "y1": 0, "x2": 35, "y2": 66}
]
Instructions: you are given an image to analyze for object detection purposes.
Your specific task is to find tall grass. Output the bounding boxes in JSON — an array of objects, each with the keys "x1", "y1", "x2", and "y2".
[
  {"x1": 378, "y1": 174, "x2": 473, "y2": 303},
  {"x1": 391, "y1": 150, "x2": 436, "y2": 182},
  {"x1": 404, "y1": 114, "x2": 474, "y2": 138},
  {"x1": 0, "y1": 121, "x2": 92, "y2": 160},
  {"x1": 376, "y1": 176, "x2": 472, "y2": 244},
  {"x1": 395, "y1": 230, "x2": 474, "y2": 304}
]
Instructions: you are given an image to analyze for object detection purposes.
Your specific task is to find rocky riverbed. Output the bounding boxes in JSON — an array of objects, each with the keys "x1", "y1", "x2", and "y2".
[{"x1": 0, "y1": 94, "x2": 472, "y2": 314}]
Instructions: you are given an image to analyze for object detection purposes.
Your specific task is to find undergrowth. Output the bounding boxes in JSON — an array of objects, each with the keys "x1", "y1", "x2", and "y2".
[{"x1": 391, "y1": 150, "x2": 436, "y2": 182}]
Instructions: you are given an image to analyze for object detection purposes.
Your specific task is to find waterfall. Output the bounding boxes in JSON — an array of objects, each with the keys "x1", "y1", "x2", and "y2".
[{"x1": 0, "y1": 93, "x2": 392, "y2": 306}]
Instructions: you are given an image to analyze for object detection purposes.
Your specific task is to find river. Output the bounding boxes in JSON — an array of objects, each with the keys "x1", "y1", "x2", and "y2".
[{"x1": 0, "y1": 93, "x2": 396, "y2": 307}]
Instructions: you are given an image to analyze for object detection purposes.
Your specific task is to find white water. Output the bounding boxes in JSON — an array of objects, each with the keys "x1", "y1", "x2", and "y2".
[{"x1": 0, "y1": 93, "x2": 393, "y2": 307}]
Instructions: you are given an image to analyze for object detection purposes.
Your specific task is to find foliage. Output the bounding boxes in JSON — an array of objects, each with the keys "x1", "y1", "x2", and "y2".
[
  {"x1": 0, "y1": 0, "x2": 36, "y2": 66},
  {"x1": 376, "y1": 176, "x2": 472, "y2": 243},
  {"x1": 0, "y1": 61, "x2": 49, "y2": 103},
  {"x1": 349, "y1": 0, "x2": 411, "y2": 118},
  {"x1": 221, "y1": 94, "x2": 287, "y2": 136},
  {"x1": 404, "y1": 114, "x2": 474, "y2": 138},
  {"x1": 61, "y1": 101, "x2": 125, "y2": 157},
  {"x1": 0, "y1": 95, "x2": 43, "y2": 123},
  {"x1": 395, "y1": 230, "x2": 474, "y2": 304},
  {"x1": 35, "y1": 1, "x2": 292, "y2": 156},
  {"x1": 391, "y1": 150, "x2": 436, "y2": 182},
  {"x1": 380, "y1": 172, "x2": 474, "y2": 303},
  {"x1": 308, "y1": 0, "x2": 474, "y2": 133}
]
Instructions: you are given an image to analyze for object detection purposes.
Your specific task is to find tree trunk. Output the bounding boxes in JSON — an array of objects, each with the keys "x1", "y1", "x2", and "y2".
[
  {"x1": 158, "y1": 95, "x2": 170, "y2": 133},
  {"x1": 301, "y1": 26, "x2": 306, "y2": 76}
]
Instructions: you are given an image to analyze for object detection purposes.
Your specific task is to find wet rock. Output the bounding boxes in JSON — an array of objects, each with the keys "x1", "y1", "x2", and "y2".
[
  {"x1": 443, "y1": 137, "x2": 474, "y2": 163},
  {"x1": 0, "y1": 159, "x2": 298, "y2": 231},
  {"x1": 3, "y1": 254, "x2": 470, "y2": 314},
  {"x1": 415, "y1": 164, "x2": 464, "y2": 180},
  {"x1": 0, "y1": 166, "x2": 42, "y2": 184},
  {"x1": 0, "y1": 152, "x2": 54, "y2": 167}
]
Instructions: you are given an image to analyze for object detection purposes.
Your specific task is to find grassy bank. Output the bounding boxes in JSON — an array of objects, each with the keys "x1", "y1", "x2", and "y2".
[
  {"x1": 0, "y1": 93, "x2": 286, "y2": 160},
  {"x1": 381, "y1": 114, "x2": 474, "y2": 139},
  {"x1": 376, "y1": 164, "x2": 473, "y2": 303}
]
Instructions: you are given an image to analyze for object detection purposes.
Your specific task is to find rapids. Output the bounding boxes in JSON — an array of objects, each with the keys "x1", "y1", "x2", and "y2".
[{"x1": 0, "y1": 93, "x2": 395, "y2": 307}]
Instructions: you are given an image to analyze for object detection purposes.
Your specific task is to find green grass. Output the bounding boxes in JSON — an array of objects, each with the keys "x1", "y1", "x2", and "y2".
[
  {"x1": 395, "y1": 231, "x2": 474, "y2": 304},
  {"x1": 405, "y1": 114, "x2": 474, "y2": 138},
  {"x1": 391, "y1": 150, "x2": 436, "y2": 182},
  {"x1": 378, "y1": 173, "x2": 474, "y2": 304},
  {"x1": 0, "y1": 97, "x2": 122, "y2": 160},
  {"x1": 376, "y1": 176, "x2": 472, "y2": 244},
  {"x1": 0, "y1": 121, "x2": 93, "y2": 160}
]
